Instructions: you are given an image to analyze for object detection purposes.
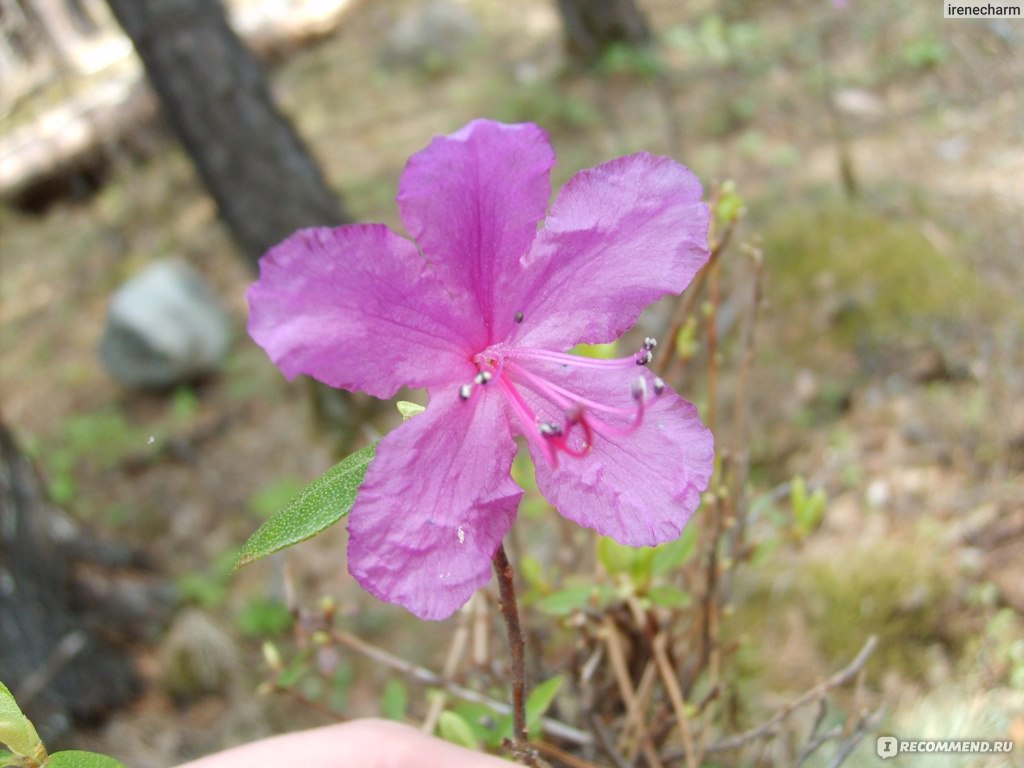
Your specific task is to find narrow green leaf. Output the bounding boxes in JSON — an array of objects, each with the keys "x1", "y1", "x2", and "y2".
[
  {"x1": 534, "y1": 586, "x2": 594, "y2": 617},
  {"x1": 597, "y1": 537, "x2": 637, "y2": 575},
  {"x1": 518, "y1": 554, "x2": 548, "y2": 592},
  {"x1": 380, "y1": 678, "x2": 408, "y2": 721},
  {"x1": 43, "y1": 751, "x2": 126, "y2": 768},
  {"x1": 0, "y1": 680, "x2": 45, "y2": 763},
  {"x1": 647, "y1": 584, "x2": 692, "y2": 609},
  {"x1": 525, "y1": 675, "x2": 563, "y2": 734},
  {"x1": 535, "y1": 585, "x2": 615, "y2": 617},
  {"x1": 651, "y1": 524, "x2": 699, "y2": 575},
  {"x1": 438, "y1": 711, "x2": 480, "y2": 750},
  {"x1": 452, "y1": 702, "x2": 505, "y2": 748},
  {"x1": 235, "y1": 443, "x2": 376, "y2": 567}
]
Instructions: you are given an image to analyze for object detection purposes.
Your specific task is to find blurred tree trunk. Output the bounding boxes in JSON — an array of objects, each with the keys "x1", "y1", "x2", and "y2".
[
  {"x1": 0, "y1": 421, "x2": 142, "y2": 743},
  {"x1": 104, "y1": 0, "x2": 346, "y2": 271},
  {"x1": 555, "y1": 0, "x2": 651, "y2": 67}
]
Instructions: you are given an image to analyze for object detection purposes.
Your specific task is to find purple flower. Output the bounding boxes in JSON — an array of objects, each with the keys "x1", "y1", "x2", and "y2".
[{"x1": 248, "y1": 120, "x2": 714, "y2": 620}]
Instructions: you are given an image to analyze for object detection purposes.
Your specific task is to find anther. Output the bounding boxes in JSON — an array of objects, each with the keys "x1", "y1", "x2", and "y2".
[
  {"x1": 635, "y1": 349, "x2": 653, "y2": 366},
  {"x1": 631, "y1": 377, "x2": 648, "y2": 401},
  {"x1": 539, "y1": 422, "x2": 563, "y2": 437},
  {"x1": 514, "y1": 311, "x2": 524, "y2": 323},
  {"x1": 653, "y1": 377, "x2": 666, "y2": 396},
  {"x1": 643, "y1": 337, "x2": 658, "y2": 350},
  {"x1": 475, "y1": 371, "x2": 493, "y2": 385},
  {"x1": 459, "y1": 384, "x2": 473, "y2": 401}
]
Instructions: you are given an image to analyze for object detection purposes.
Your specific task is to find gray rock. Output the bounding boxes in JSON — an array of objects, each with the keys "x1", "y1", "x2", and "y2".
[
  {"x1": 381, "y1": 0, "x2": 479, "y2": 71},
  {"x1": 100, "y1": 259, "x2": 230, "y2": 389}
]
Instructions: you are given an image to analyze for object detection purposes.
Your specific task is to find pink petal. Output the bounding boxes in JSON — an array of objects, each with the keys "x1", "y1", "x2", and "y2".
[
  {"x1": 248, "y1": 225, "x2": 479, "y2": 398},
  {"x1": 511, "y1": 153, "x2": 710, "y2": 351},
  {"x1": 347, "y1": 388, "x2": 522, "y2": 620},
  {"x1": 396, "y1": 120, "x2": 555, "y2": 341},
  {"x1": 520, "y1": 363, "x2": 714, "y2": 546}
]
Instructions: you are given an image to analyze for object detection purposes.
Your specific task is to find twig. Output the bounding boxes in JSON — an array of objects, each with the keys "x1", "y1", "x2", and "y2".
[
  {"x1": 656, "y1": 214, "x2": 736, "y2": 379},
  {"x1": 603, "y1": 616, "x2": 663, "y2": 768},
  {"x1": 587, "y1": 712, "x2": 631, "y2": 768},
  {"x1": 326, "y1": 625, "x2": 593, "y2": 747},
  {"x1": 16, "y1": 631, "x2": 87, "y2": 708},
  {"x1": 652, "y1": 633, "x2": 699, "y2": 768},
  {"x1": 798, "y1": 724, "x2": 845, "y2": 766},
  {"x1": 705, "y1": 245, "x2": 720, "y2": 435},
  {"x1": 421, "y1": 598, "x2": 472, "y2": 734},
  {"x1": 619, "y1": 660, "x2": 658, "y2": 764},
  {"x1": 721, "y1": 245, "x2": 764, "y2": 601},
  {"x1": 661, "y1": 635, "x2": 878, "y2": 761},
  {"x1": 493, "y1": 541, "x2": 537, "y2": 765},
  {"x1": 534, "y1": 738, "x2": 606, "y2": 768},
  {"x1": 796, "y1": 698, "x2": 833, "y2": 766},
  {"x1": 825, "y1": 706, "x2": 885, "y2": 768}
]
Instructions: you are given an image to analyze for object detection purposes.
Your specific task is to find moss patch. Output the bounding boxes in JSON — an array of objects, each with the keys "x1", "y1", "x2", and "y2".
[
  {"x1": 762, "y1": 199, "x2": 983, "y2": 355},
  {"x1": 802, "y1": 539, "x2": 957, "y2": 679}
]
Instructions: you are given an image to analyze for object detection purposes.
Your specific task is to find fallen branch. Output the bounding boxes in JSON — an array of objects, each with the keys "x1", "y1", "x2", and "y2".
[{"x1": 660, "y1": 635, "x2": 878, "y2": 761}]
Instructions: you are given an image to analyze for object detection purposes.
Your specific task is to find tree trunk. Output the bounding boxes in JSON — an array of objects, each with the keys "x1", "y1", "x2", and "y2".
[
  {"x1": 0, "y1": 422, "x2": 145, "y2": 744},
  {"x1": 103, "y1": 0, "x2": 346, "y2": 270},
  {"x1": 555, "y1": 0, "x2": 651, "y2": 68}
]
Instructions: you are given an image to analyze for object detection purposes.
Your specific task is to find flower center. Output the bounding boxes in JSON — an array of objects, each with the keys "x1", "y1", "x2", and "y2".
[{"x1": 458, "y1": 338, "x2": 665, "y2": 468}]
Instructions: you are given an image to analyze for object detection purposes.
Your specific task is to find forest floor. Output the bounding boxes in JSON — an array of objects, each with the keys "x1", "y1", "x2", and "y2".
[{"x1": 1, "y1": 0, "x2": 1023, "y2": 766}]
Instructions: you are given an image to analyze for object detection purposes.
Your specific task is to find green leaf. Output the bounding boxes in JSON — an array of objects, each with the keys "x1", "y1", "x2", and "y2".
[
  {"x1": 452, "y1": 702, "x2": 505, "y2": 748},
  {"x1": 43, "y1": 751, "x2": 126, "y2": 768},
  {"x1": 674, "y1": 317, "x2": 699, "y2": 361},
  {"x1": 791, "y1": 476, "x2": 827, "y2": 540},
  {"x1": 651, "y1": 524, "x2": 699, "y2": 575},
  {"x1": 597, "y1": 538, "x2": 655, "y2": 585},
  {"x1": 0, "y1": 681, "x2": 45, "y2": 764},
  {"x1": 535, "y1": 585, "x2": 615, "y2": 617},
  {"x1": 235, "y1": 443, "x2": 377, "y2": 567},
  {"x1": 597, "y1": 537, "x2": 637, "y2": 575},
  {"x1": 380, "y1": 678, "x2": 408, "y2": 721},
  {"x1": 525, "y1": 675, "x2": 563, "y2": 734},
  {"x1": 438, "y1": 711, "x2": 480, "y2": 750},
  {"x1": 235, "y1": 597, "x2": 293, "y2": 638},
  {"x1": 715, "y1": 180, "x2": 745, "y2": 228},
  {"x1": 647, "y1": 584, "x2": 692, "y2": 609},
  {"x1": 518, "y1": 554, "x2": 548, "y2": 592},
  {"x1": 396, "y1": 401, "x2": 425, "y2": 421},
  {"x1": 1, "y1": 749, "x2": 19, "y2": 767}
]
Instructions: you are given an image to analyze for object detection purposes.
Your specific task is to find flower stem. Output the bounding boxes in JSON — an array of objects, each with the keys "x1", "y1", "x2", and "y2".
[{"x1": 493, "y1": 541, "x2": 539, "y2": 765}]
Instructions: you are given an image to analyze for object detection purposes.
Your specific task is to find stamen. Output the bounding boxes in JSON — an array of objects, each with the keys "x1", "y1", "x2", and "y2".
[
  {"x1": 514, "y1": 311, "x2": 524, "y2": 323},
  {"x1": 481, "y1": 341, "x2": 657, "y2": 467},
  {"x1": 631, "y1": 377, "x2": 647, "y2": 401},
  {"x1": 511, "y1": 348, "x2": 642, "y2": 370},
  {"x1": 506, "y1": 360, "x2": 645, "y2": 441},
  {"x1": 459, "y1": 383, "x2": 473, "y2": 401},
  {"x1": 498, "y1": 377, "x2": 557, "y2": 467},
  {"x1": 507, "y1": 362, "x2": 640, "y2": 416}
]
